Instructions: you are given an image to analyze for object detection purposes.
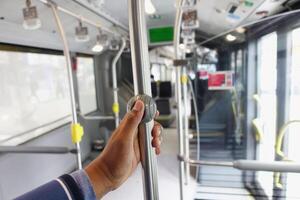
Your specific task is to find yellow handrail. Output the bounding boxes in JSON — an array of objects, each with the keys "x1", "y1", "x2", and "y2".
[
  {"x1": 231, "y1": 90, "x2": 238, "y2": 124},
  {"x1": 232, "y1": 101, "x2": 238, "y2": 123},
  {"x1": 252, "y1": 118, "x2": 263, "y2": 143},
  {"x1": 274, "y1": 120, "x2": 300, "y2": 188},
  {"x1": 274, "y1": 172, "x2": 283, "y2": 189},
  {"x1": 275, "y1": 120, "x2": 300, "y2": 159},
  {"x1": 249, "y1": 93, "x2": 264, "y2": 143},
  {"x1": 253, "y1": 94, "x2": 262, "y2": 107}
]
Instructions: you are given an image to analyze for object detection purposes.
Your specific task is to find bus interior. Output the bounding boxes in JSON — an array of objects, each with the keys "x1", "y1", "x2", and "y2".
[{"x1": 1, "y1": 0, "x2": 300, "y2": 199}]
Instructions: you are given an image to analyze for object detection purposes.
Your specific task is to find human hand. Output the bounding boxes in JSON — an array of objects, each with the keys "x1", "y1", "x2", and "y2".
[{"x1": 85, "y1": 100, "x2": 163, "y2": 198}]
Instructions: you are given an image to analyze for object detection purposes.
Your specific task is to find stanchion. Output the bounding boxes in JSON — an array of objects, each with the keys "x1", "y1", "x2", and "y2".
[
  {"x1": 182, "y1": 67, "x2": 190, "y2": 185},
  {"x1": 112, "y1": 38, "x2": 126, "y2": 128},
  {"x1": 174, "y1": 0, "x2": 185, "y2": 199},
  {"x1": 49, "y1": 2, "x2": 83, "y2": 170},
  {"x1": 128, "y1": 0, "x2": 159, "y2": 199}
]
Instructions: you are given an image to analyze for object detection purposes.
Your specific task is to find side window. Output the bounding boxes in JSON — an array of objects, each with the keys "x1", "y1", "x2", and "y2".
[
  {"x1": 256, "y1": 32, "x2": 278, "y2": 197},
  {"x1": 236, "y1": 50, "x2": 243, "y2": 84},
  {"x1": 77, "y1": 57, "x2": 97, "y2": 115},
  {"x1": 286, "y1": 27, "x2": 300, "y2": 198},
  {"x1": 230, "y1": 51, "x2": 236, "y2": 71},
  {"x1": 0, "y1": 50, "x2": 71, "y2": 145}
]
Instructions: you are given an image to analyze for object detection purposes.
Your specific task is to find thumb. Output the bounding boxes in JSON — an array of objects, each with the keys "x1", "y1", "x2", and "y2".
[{"x1": 119, "y1": 100, "x2": 144, "y2": 138}]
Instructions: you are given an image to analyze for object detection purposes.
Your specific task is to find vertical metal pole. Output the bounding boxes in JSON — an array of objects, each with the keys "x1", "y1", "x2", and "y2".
[
  {"x1": 50, "y1": 3, "x2": 82, "y2": 169},
  {"x1": 182, "y1": 67, "x2": 190, "y2": 185},
  {"x1": 188, "y1": 77, "x2": 201, "y2": 180},
  {"x1": 174, "y1": 0, "x2": 185, "y2": 199},
  {"x1": 176, "y1": 67, "x2": 185, "y2": 199},
  {"x1": 112, "y1": 38, "x2": 126, "y2": 128},
  {"x1": 128, "y1": 0, "x2": 159, "y2": 199}
]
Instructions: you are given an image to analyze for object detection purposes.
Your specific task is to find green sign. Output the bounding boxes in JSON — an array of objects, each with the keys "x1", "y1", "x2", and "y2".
[
  {"x1": 244, "y1": 0, "x2": 254, "y2": 7},
  {"x1": 149, "y1": 26, "x2": 174, "y2": 43}
]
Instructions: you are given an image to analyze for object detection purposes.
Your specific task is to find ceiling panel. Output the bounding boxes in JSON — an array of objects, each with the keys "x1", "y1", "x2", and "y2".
[
  {"x1": 0, "y1": 0, "x2": 290, "y2": 52},
  {"x1": 0, "y1": 0, "x2": 123, "y2": 54},
  {"x1": 95, "y1": 0, "x2": 287, "y2": 35}
]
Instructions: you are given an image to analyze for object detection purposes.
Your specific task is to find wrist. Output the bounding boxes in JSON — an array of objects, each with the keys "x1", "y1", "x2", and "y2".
[{"x1": 85, "y1": 160, "x2": 113, "y2": 199}]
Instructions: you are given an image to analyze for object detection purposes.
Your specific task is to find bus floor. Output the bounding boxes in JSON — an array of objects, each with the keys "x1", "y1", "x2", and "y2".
[
  {"x1": 86, "y1": 129, "x2": 253, "y2": 199},
  {"x1": 190, "y1": 138, "x2": 254, "y2": 200}
]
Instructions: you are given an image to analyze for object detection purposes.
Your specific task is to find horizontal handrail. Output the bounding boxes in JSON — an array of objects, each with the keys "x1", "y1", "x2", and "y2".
[
  {"x1": 0, "y1": 146, "x2": 77, "y2": 154},
  {"x1": 80, "y1": 115, "x2": 115, "y2": 120},
  {"x1": 179, "y1": 156, "x2": 300, "y2": 173}
]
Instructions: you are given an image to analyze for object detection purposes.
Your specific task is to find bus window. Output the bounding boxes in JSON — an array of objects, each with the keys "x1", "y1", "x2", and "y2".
[
  {"x1": 231, "y1": 51, "x2": 236, "y2": 71},
  {"x1": 151, "y1": 64, "x2": 161, "y2": 81},
  {"x1": 77, "y1": 57, "x2": 97, "y2": 115},
  {"x1": 286, "y1": 27, "x2": 300, "y2": 198},
  {"x1": 256, "y1": 32, "x2": 278, "y2": 198},
  {"x1": 236, "y1": 50, "x2": 243, "y2": 83},
  {"x1": 0, "y1": 50, "x2": 71, "y2": 145}
]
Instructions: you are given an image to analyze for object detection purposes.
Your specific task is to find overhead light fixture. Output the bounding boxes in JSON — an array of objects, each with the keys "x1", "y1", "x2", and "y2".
[
  {"x1": 75, "y1": 21, "x2": 90, "y2": 42},
  {"x1": 179, "y1": 43, "x2": 186, "y2": 50},
  {"x1": 226, "y1": 34, "x2": 237, "y2": 42},
  {"x1": 185, "y1": 46, "x2": 193, "y2": 54},
  {"x1": 92, "y1": 32, "x2": 109, "y2": 53},
  {"x1": 236, "y1": 27, "x2": 246, "y2": 34},
  {"x1": 22, "y1": 0, "x2": 41, "y2": 30},
  {"x1": 145, "y1": 0, "x2": 156, "y2": 15},
  {"x1": 92, "y1": 35, "x2": 104, "y2": 53}
]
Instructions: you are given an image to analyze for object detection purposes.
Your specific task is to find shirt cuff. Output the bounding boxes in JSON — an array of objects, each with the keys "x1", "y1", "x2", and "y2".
[{"x1": 71, "y1": 170, "x2": 97, "y2": 200}]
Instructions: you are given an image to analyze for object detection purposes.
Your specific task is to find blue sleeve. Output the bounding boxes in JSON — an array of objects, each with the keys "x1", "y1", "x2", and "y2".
[
  {"x1": 15, "y1": 180, "x2": 72, "y2": 200},
  {"x1": 15, "y1": 170, "x2": 96, "y2": 200},
  {"x1": 71, "y1": 170, "x2": 97, "y2": 200}
]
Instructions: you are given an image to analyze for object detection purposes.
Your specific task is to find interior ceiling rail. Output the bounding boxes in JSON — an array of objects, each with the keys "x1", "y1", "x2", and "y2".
[
  {"x1": 38, "y1": 0, "x2": 128, "y2": 38},
  {"x1": 199, "y1": 9, "x2": 300, "y2": 46}
]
